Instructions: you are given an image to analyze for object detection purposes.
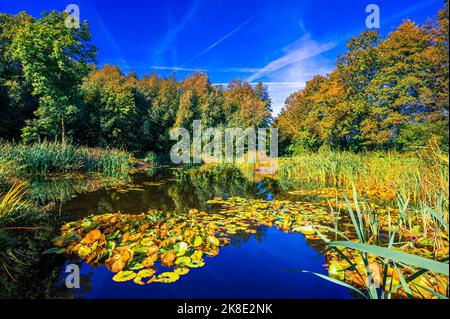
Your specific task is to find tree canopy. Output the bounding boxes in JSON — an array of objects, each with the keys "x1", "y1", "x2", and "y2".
[{"x1": 276, "y1": 1, "x2": 449, "y2": 153}]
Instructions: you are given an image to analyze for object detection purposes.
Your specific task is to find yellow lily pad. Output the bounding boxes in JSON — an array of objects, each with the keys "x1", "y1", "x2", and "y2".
[
  {"x1": 155, "y1": 272, "x2": 180, "y2": 283},
  {"x1": 112, "y1": 271, "x2": 137, "y2": 282},
  {"x1": 187, "y1": 259, "x2": 205, "y2": 268}
]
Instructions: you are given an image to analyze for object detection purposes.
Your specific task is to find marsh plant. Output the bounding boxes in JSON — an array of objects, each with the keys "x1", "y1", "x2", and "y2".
[
  {"x1": 0, "y1": 140, "x2": 132, "y2": 177},
  {"x1": 303, "y1": 187, "x2": 449, "y2": 299}
]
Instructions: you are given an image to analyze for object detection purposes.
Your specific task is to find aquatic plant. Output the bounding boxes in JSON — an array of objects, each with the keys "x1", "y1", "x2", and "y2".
[
  {"x1": 0, "y1": 182, "x2": 34, "y2": 228},
  {"x1": 50, "y1": 192, "x2": 448, "y2": 296},
  {"x1": 303, "y1": 187, "x2": 449, "y2": 299},
  {"x1": 50, "y1": 198, "x2": 336, "y2": 285},
  {"x1": 275, "y1": 141, "x2": 448, "y2": 206},
  {"x1": 0, "y1": 140, "x2": 133, "y2": 178}
]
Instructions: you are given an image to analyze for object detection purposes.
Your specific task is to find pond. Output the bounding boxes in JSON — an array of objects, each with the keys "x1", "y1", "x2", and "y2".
[{"x1": 1, "y1": 166, "x2": 353, "y2": 299}]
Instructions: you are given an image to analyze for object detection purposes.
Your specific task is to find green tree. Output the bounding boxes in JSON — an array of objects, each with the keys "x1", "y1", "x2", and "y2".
[
  {"x1": 80, "y1": 65, "x2": 138, "y2": 149},
  {"x1": 12, "y1": 11, "x2": 96, "y2": 143},
  {"x1": 0, "y1": 12, "x2": 36, "y2": 140}
]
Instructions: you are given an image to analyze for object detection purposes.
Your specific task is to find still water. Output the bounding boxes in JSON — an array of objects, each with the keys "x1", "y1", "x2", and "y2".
[{"x1": 2, "y1": 166, "x2": 352, "y2": 299}]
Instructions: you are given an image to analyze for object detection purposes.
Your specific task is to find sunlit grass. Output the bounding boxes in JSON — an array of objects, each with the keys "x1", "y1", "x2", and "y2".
[{"x1": 0, "y1": 140, "x2": 133, "y2": 178}]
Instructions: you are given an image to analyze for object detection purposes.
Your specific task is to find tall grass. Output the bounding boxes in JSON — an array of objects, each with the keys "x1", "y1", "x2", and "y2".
[
  {"x1": 0, "y1": 182, "x2": 35, "y2": 228},
  {"x1": 303, "y1": 186, "x2": 449, "y2": 299},
  {"x1": 277, "y1": 141, "x2": 448, "y2": 205},
  {"x1": 0, "y1": 141, "x2": 132, "y2": 177}
]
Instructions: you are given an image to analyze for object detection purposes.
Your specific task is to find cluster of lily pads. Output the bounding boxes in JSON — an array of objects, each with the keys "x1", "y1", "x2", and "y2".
[
  {"x1": 51, "y1": 194, "x2": 447, "y2": 297},
  {"x1": 52, "y1": 197, "x2": 339, "y2": 285}
]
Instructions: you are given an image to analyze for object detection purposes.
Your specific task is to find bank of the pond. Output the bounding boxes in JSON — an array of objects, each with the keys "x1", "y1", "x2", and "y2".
[{"x1": 0, "y1": 150, "x2": 448, "y2": 299}]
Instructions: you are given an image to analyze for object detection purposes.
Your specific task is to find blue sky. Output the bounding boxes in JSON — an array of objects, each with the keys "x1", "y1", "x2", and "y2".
[{"x1": 1, "y1": 0, "x2": 445, "y2": 114}]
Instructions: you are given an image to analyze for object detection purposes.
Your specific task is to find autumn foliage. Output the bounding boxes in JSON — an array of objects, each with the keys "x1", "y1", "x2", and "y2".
[{"x1": 276, "y1": 2, "x2": 449, "y2": 153}]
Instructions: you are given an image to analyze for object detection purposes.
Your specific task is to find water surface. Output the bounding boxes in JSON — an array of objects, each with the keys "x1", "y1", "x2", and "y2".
[{"x1": 2, "y1": 166, "x2": 352, "y2": 299}]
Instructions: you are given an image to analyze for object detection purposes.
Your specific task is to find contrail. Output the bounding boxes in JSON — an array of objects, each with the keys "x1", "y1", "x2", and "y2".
[{"x1": 172, "y1": 6, "x2": 269, "y2": 75}]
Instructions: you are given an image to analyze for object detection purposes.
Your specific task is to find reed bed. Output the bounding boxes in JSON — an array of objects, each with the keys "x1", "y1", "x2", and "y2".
[
  {"x1": 0, "y1": 141, "x2": 132, "y2": 178},
  {"x1": 276, "y1": 143, "x2": 448, "y2": 206}
]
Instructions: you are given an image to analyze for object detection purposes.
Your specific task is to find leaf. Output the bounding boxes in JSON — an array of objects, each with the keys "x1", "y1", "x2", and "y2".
[
  {"x1": 173, "y1": 241, "x2": 188, "y2": 256},
  {"x1": 191, "y1": 236, "x2": 203, "y2": 247},
  {"x1": 175, "y1": 256, "x2": 191, "y2": 266},
  {"x1": 187, "y1": 259, "x2": 205, "y2": 268},
  {"x1": 207, "y1": 235, "x2": 220, "y2": 246},
  {"x1": 328, "y1": 261, "x2": 345, "y2": 281},
  {"x1": 84, "y1": 229, "x2": 101, "y2": 244},
  {"x1": 136, "y1": 268, "x2": 156, "y2": 278},
  {"x1": 328, "y1": 241, "x2": 449, "y2": 275},
  {"x1": 155, "y1": 272, "x2": 180, "y2": 283},
  {"x1": 161, "y1": 251, "x2": 177, "y2": 267},
  {"x1": 174, "y1": 267, "x2": 190, "y2": 275},
  {"x1": 142, "y1": 254, "x2": 158, "y2": 267},
  {"x1": 112, "y1": 271, "x2": 136, "y2": 282}
]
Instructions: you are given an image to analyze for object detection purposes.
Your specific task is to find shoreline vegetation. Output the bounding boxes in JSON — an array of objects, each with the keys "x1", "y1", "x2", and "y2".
[{"x1": 0, "y1": 2, "x2": 448, "y2": 299}]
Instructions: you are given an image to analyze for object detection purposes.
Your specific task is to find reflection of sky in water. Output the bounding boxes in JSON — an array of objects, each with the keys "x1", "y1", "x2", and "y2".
[
  {"x1": 45, "y1": 167, "x2": 353, "y2": 298},
  {"x1": 257, "y1": 180, "x2": 273, "y2": 201},
  {"x1": 68, "y1": 228, "x2": 350, "y2": 299}
]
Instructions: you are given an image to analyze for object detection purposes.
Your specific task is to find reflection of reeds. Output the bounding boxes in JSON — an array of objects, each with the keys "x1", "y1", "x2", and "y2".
[{"x1": 29, "y1": 174, "x2": 130, "y2": 203}]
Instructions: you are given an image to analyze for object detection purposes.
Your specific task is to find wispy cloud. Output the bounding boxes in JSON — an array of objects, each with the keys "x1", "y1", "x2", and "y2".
[
  {"x1": 152, "y1": 0, "x2": 203, "y2": 62},
  {"x1": 175, "y1": 7, "x2": 269, "y2": 71},
  {"x1": 243, "y1": 34, "x2": 336, "y2": 115},
  {"x1": 246, "y1": 34, "x2": 336, "y2": 82},
  {"x1": 150, "y1": 65, "x2": 262, "y2": 73}
]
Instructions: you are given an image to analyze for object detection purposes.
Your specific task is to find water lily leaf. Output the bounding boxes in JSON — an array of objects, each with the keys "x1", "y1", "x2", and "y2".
[
  {"x1": 129, "y1": 262, "x2": 144, "y2": 270},
  {"x1": 207, "y1": 236, "x2": 220, "y2": 246},
  {"x1": 187, "y1": 259, "x2": 205, "y2": 268},
  {"x1": 84, "y1": 229, "x2": 102, "y2": 244},
  {"x1": 137, "y1": 268, "x2": 156, "y2": 278},
  {"x1": 134, "y1": 247, "x2": 148, "y2": 254},
  {"x1": 161, "y1": 251, "x2": 177, "y2": 267},
  {"x1": 142, "y1": 254, "x2": 158, "y2": 267},
  {"x1": 191, "y1": 236, "x2": 203, "y2": 247},
  {"x1": 155, "y1": 272, "x2": 180, "y2": 283},
  {"x1": 175, "y1": 267, "x2": 190, "y2": 275},
  {"x1": 78, "y1": 246, "x2": 91, "y2": 258},
  {"x1": 109, "y1": 259, "x2": 125, "y2": 273},
  {"x1": 133, "y1": 276, "x2": 145, "y2": 285},
  {"x1": 112, "y1": 271, "x2": 136, "y2": 282},
  {"x1": 175, "y1": 256, "x2": 191, "y2": 266},
  {"x1": 174, "y1": 241, "x2": 188, "y2": 256},
  {"x1": 293, "y1": 225, "x2": 315, "y2": 235},
  {"x1": 191, "y1": 250, "x2": 203, "y2": 261},
  {"x1": 328, "y1": 261, "x2": 345, "y2": 281}
]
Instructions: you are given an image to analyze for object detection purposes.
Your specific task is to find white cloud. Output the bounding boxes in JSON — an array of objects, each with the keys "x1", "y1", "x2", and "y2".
[
  {"x1": 246, "y1": 34, "x2": 335, "y2": 82},
  {"x1": 246, "y1": 34, "x2": 336, "y2": 115}
]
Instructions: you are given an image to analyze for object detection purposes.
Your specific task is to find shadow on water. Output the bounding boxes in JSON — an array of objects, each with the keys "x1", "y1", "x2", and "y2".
[{"x1": 0, "y1": 166, "x2": 352, "y2": 299}]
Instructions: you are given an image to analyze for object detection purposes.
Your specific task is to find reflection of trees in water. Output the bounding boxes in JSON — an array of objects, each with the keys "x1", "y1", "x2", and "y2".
[
  {"x1": 0, "y1": 214, "x2": 79, "y2": 298},
  {"x1": 169, "y1": 166, "x2": 261, "y2": 212}
]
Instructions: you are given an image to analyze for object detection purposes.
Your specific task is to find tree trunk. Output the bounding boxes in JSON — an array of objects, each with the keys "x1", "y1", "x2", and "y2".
[{"x1": 61, "y1": 117, "x2": 65, "y2": 145}]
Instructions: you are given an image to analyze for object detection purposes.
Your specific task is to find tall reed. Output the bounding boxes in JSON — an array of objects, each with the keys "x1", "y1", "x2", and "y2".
[
  {"x1": 0, "y1": 141, "x2": 132, "y2": 177},
  {"x1": 276, "y1": 141, "x2": 448, "y2": 205}
]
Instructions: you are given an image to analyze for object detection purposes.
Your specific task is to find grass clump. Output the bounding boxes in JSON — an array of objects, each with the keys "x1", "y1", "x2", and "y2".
[{"x1": 0, "y1": 140, "x2": 132, "y2": 178}]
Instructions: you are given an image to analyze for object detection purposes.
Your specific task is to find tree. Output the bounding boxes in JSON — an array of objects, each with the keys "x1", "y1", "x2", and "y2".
[
  {"x1": 0, "y1": 12, "x2": 36, "y2": 140},
  {"x1": 80, "y1": 65, "x2": 138, "y2": 149},
  {"x1": 223, "y1": 80, "x2": 271, "y2": 128},
  {"x1": 277, "y1": 2, "x2": 449, "y2": 153},
  {"x1": 13, "y1": 11, "x2": 96, "y2": 143}
]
